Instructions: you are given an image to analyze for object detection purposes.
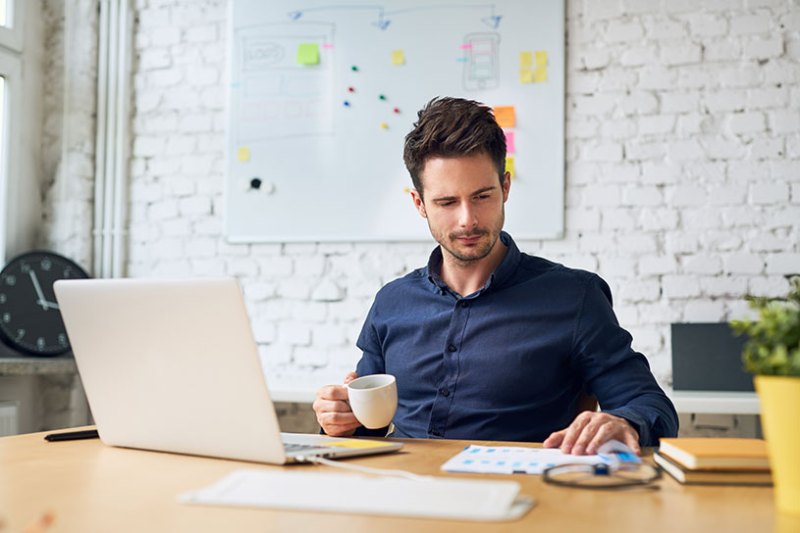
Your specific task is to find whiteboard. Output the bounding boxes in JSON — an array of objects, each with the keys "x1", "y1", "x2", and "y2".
[{"x1": 226, "y1": 0, "x2": 564, "y2": 242}]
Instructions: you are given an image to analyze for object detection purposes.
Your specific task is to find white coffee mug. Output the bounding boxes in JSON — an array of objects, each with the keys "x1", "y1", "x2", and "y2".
[{"x1": 346, "y1": 374, "x2": 398, "y2": 429}]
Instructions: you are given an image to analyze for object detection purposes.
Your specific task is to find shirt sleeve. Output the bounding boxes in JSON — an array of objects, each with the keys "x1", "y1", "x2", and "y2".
[
  {"x1": 570, "y1": 274, "x2": 679, "y2": 446},
  {"x1": 355, "y1": 297, "x2": 386, "y2": 376},
  {"x1": 348, "y1": 297, "x2": 391, "y2": 437}
]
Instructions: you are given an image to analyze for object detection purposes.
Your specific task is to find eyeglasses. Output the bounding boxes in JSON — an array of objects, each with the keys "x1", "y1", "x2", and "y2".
[{"x1": 543, "y1": 462, "x2": 662, "y2": 490}]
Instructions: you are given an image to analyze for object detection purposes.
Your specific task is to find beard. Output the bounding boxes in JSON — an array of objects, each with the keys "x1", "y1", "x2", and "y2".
[
  {"x1": 429, "y1": 207, "x2": 505, "y2": 265},
  {"x1": 440, "y1": 229, "x2": 497, "y2": 263}
]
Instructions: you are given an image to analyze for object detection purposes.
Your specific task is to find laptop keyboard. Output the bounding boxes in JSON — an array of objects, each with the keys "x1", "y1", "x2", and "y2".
[{"x1": 283, "y1": 442, "x2": 324, "y2": 453}]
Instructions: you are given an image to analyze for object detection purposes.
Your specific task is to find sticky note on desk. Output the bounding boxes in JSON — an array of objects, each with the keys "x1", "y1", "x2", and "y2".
[
  {"x1": 297, "y1": 43, "x2": 320, "y2": 65},
  {"x1": 533, "y1": 66, "x2": 548, "y2": 83},
  {"x1": 535, "y1": 50, "x2": 548, "y2": 66},
  {"x1": 324, "y1": 439, "x2": 393, "y2": 449},
  {"x1": 237, "y1": 146, "x2": 250, "y2": 162},
  {"x1": 493, "y1": 105, "x2": 515, "y2": 128},
  {"x1": 520, "y1": 51, "x2": 533, "y2": 68}
]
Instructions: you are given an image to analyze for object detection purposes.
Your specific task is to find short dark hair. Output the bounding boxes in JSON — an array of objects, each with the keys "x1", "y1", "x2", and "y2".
[{"x1": 403, "y1": 97, "x2": 507, "y2": 198}]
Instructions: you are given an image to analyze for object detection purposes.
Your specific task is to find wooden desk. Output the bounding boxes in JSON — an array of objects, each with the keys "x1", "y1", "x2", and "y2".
[{"x1": 1, "y1": 428, "x2": 796, "y2": 533}]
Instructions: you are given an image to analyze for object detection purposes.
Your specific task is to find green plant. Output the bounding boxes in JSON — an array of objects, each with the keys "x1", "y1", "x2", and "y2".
[{"x1": 730, "y1": 277, "x2": 800, "y2": 376}]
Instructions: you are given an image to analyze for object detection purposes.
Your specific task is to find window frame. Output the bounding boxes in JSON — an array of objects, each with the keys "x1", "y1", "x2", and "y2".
[
  {"x1": 0, "y1": 0, "x2": 23, "y2": 264},
  {"x1": 0, "y1": 0, "x2": 23, "y2": 53},
  {"x1": 0, "y1": 51, "x2": 21, "y2": 265}
]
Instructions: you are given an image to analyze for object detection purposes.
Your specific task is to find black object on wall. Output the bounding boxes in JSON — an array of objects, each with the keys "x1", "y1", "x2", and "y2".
[{"x1": 671, "y1": 323, "x2": 755, "y2": 392}]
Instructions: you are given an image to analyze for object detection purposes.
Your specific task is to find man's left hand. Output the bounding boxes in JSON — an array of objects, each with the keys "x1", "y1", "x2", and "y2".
[{"x1": 542, "y1": 411, "x2": 640, "y2": 456}]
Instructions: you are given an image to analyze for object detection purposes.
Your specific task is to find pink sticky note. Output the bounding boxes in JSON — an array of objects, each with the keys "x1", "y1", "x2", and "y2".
[{"x1": 505, "y1": 130, "x2": 516, "y2": 154}]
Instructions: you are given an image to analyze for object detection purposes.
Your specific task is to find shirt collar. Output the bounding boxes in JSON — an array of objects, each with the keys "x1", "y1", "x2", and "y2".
[{"x1": 425, "y1": 231, "x2": 521, "y2": 295}]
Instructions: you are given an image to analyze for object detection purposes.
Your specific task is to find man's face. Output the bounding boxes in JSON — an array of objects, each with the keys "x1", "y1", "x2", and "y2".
[{"x1": 411, "y1": 153, "x2": 510, "y2": 265}]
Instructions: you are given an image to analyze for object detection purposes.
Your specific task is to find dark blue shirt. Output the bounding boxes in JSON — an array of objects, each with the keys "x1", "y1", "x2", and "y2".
[{"x1": 354, "y1": 232, "x2": 678, "y2": 445}]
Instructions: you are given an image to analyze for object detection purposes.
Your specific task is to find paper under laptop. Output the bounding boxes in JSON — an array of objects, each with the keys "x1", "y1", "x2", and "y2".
[{"x1": 54, "y1": 277, "x2": 401, "y2": 464}]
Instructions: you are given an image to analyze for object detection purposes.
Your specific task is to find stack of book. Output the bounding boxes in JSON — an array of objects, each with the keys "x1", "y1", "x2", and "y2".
[{"x1": 655, "y1": 438, "x2": 772, "y2": 485}]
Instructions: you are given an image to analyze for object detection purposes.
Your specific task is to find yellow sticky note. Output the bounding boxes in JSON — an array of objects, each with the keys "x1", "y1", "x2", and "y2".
[
  {"x1": 391, "y1": 49, "x2": 405, "y2": 65},
  {"x1": 237, "y1": 146, "x2": 250, "y2": 162},
  {"x1": 520, "y1": 51, "x2": 533, "y2": 68},
  {"x1": 533, "y1": 66, "x2": 548, "y2": 83},
  {"x1": 325, "y1": 439, "x2": 393, "y2": 449},
  {"x1": 493, "y1": 106, "x2": 516, "y2": 128},
  {"x1": 535, "y1": 50, "x2": 548, "y2": 66},
  {"x1": 520, "y1": 70, "x2": 534, "y2": 84},
  {"x1": 297, "y1": 43, "x2": 320, "y2": 65},
  {"x1": 505, "y1": 156, "x2": 515, "y2": 179}
]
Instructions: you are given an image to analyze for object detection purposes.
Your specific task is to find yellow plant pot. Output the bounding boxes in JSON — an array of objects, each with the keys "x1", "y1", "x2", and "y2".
[{"x1": 755, "y1": 375, "x2": 800, "y2": 516}]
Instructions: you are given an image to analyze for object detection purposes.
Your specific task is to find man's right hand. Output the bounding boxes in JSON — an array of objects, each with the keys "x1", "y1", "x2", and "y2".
[{"x1": 312, "y1": 371, "x2": 361, "y2": 437}]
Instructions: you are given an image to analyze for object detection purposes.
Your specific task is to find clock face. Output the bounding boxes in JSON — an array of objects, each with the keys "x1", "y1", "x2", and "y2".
[{"x1": 0, "y1": 251, "x2": 90, "y2": 356}]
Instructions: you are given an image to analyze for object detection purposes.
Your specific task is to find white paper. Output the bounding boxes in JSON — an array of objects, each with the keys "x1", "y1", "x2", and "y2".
[
  {"x1": 179, "y1": 469, "x2": 534, "y2": 521},
  {"x1": 441, "y1": 445, "x2": 607, "y2": 475}
]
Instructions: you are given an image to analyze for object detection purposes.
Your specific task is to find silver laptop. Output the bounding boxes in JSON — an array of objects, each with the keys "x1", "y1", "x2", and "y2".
[{"x1": 53, "y1": 278, "x2": 401, "y2": 464}]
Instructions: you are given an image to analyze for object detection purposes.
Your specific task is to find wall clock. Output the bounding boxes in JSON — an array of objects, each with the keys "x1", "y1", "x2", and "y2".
[{"x1": 0, "y1": 251, "x2": 90, "y2": 356}]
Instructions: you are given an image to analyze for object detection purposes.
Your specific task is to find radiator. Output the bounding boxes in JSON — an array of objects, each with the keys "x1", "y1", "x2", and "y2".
[{"x1": 0, "y1": 401, "x2": 18, "y2": 437}]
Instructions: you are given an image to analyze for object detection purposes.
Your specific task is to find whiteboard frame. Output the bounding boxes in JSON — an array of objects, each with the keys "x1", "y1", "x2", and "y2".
[{"x1": 225, "y1": 0, "x2": 565, "y2": 243}]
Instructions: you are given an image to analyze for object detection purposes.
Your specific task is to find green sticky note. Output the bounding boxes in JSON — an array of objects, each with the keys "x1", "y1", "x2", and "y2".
[{"x1": 297, "y1": 43, "x2": 320, "y2": 65}]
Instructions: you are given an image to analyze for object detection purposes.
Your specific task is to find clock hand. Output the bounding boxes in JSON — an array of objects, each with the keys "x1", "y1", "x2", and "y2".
[
  {"x1": 29, "y1": 271, "x2": 49, "y2": 310},
  {"x1": 40, "y1": 300, "x2": 60, "y2": 310}
]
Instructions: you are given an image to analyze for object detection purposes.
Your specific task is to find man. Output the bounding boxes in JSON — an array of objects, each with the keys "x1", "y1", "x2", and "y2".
[{"x1": 313, "y1": 97, "x2": 678, "y2": 455}]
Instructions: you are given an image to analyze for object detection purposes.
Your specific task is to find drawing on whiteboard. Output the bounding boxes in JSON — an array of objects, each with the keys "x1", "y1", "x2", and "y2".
[
  {"x1": 242, "y1": 39, "x2": 285, "y2": 70},
  {"x1": 287, "y1": 4, "x2": 502, "y2": 31},
  {"x1": 462, "y1": 33, "x2": 500, "y2": 90},
  {"x1": 234, "y1": 23, "x2": 335, "y2": 143}
]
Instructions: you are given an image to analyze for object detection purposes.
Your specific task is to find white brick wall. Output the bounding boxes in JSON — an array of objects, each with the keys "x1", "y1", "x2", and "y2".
[
  {"x1": 39, "y1": 0, "x2": 800, "y2": 399},
  {"x1": 41, "y1": 0, "x2": 97, "y2": 268}
]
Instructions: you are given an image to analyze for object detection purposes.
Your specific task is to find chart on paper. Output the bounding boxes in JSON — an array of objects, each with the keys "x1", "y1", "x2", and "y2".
[
  {"x1": 227, "y1": 0, "x2": 565, "y2": 241},
  {"x1": 442, "y1": 445, "x2": 606, "y2": 475}
]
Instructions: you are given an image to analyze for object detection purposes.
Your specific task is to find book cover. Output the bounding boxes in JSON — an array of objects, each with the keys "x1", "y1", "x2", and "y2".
[
  {"x1": 654, "y1": 452, "x2": 772, "y2": 486},
  {"x1": 658, "y1": 438, "x2": 770, "y2": 470}
]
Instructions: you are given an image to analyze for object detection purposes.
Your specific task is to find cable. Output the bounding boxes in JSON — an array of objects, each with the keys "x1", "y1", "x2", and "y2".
[{"x1": 299, "y1": 455, "x2": 436, "y2": 482}]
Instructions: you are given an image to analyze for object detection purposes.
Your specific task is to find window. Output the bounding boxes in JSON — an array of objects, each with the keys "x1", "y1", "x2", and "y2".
[
  {"x1": 0, "y1": 0, "x2": 22, "y2": 263},
  {"x1": 0, "y1": 57, "x2": 19, "y2": 265},
  {"x1": 0, "y1": 80, "x2": 5, "y2": 201},
  {"x1": 0, "y1": 0, "x2": 20, "y2": 52}
]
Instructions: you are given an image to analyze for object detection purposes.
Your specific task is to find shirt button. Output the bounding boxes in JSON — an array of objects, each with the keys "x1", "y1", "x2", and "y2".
[
  {"x1": 460, "y1": 301, "x2": 469, "y2": 308},
  {"x1": 441, "y1": 388, "x2": 450, "y2": 397},
  {"x1": 447, "y1": 344, "x2": 457, "y2": 352}
]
